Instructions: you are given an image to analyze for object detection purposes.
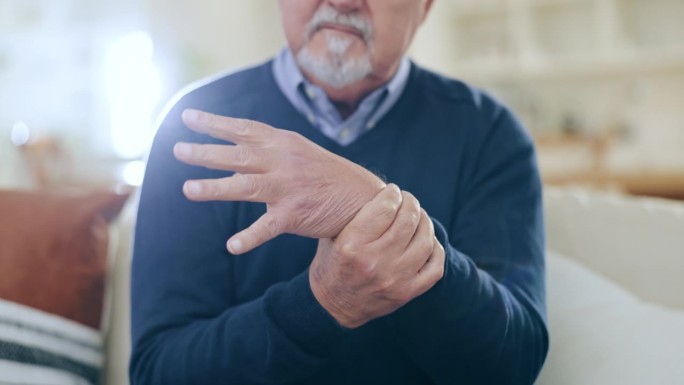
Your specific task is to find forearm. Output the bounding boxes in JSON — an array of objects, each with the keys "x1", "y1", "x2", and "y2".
[
  {"x1": 131, "y1": 271, "x2": 347, "y2": 384},
  {"x1": 386, "y1": 222, "x2": 548, "y2": 385}
]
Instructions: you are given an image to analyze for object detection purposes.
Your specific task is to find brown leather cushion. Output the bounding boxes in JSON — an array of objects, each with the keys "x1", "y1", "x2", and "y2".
[{"x1": 0, "y1": 189, "x2": 129, "y2": 329}]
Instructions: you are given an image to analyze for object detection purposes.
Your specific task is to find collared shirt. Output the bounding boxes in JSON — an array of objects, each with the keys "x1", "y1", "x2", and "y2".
[{"x1": 272, "y1": 48, "x2": 410, "y2": 146}]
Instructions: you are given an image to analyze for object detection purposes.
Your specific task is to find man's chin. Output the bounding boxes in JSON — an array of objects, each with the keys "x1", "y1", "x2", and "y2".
[{"x1": 295, "y1": 47, "x2": 373, "y2": 90}]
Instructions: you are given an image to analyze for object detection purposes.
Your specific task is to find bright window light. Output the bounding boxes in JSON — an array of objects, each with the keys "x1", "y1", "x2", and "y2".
[
  {"x1": 11, "y1": 121, "x2": 30, "y2": 146},
  {"x1": 121, "y1": 160, "x2": 146, "y2": 186},
  {"x1": 105, "y1": 31, "x2": 161, "y2": 159}
]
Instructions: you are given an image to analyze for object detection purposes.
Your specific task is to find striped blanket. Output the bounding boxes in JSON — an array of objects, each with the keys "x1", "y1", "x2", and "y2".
[{"x1": 0, "y1": 299, "x2": 102, "y2": 385}]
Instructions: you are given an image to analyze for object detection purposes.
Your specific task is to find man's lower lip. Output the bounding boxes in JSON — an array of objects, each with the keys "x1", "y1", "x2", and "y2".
[{"x1": 318, "y1": 25, "x2": 362, "y2": 38}]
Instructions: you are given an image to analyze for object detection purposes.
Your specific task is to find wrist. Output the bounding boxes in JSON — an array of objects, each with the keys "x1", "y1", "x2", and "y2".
[
  {"x1": 347, "y1": 165, "x2": 387, "y2": 219},
  {"x1": 308, "y1": 262, "x2": 361, "y2": 329}
]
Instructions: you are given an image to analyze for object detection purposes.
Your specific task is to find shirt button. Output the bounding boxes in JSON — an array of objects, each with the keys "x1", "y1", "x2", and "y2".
[
  {"x1": 366, "y1": 121, "x2": 376, "y2": 130},
  {"x1": 305, "y1": 87, "x2": 316, "y2": 100},
  {"x1": 339, "y1": 128, "x2": 351, "y2": 141},
  {"x1": 307, "y1": 114, "x2": 316, "y2": 124}
]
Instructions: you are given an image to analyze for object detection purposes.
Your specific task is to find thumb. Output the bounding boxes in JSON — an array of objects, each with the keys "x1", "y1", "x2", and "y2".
[
  {"x1": 227, "y1": 211, "x2": 284, "y2": 254},
  {"x1": 337, "y1": 184, "x2": 402, "y2": 245}
]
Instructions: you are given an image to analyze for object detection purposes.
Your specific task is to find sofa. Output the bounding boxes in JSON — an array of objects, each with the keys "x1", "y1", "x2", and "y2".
[
  {"x1": 2, "y1": 185, "x2": 683, "y2": 384},
  {"x1": 537, "y1": 187, "x2": 684, "y2": 384}
]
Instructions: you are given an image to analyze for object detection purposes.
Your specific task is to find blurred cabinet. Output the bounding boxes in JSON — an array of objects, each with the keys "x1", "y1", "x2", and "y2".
[
  {"x1": 446, "y1": 0, "x2": 684, "y2": 199},
  {"x1": 448, "y1": 0, "x2": 684, "y2": 83},
  {"x1": 533, "y1": 132, "x2": 684, "y2": 201}
]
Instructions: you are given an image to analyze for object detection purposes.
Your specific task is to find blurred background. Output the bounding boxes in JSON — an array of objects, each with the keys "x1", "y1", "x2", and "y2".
[{"x1": 1, "y1": 0, "x2": 683, "y2": 199}]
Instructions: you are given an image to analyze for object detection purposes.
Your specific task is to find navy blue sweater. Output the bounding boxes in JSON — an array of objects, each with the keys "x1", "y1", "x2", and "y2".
[{"x1": 131, "y1": 61, "x2": 549, "y2": 384}]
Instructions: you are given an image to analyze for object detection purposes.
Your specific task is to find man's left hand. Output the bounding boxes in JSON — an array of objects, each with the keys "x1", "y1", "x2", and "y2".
[{"x1": 309, "y1": 184, "x2": 445, "y2": 328}]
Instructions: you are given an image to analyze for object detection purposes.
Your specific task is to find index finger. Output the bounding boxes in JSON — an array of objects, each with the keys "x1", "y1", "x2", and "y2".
[{"x1": 182, "y1": 109, "x2": 274, "y2": 146}]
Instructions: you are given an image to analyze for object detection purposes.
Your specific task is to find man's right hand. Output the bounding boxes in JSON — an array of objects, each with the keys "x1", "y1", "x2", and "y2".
[
  {"x1": 174, "y1": 109, "x2": 386, "y2": 255},
  {"x1": 309, "y1": 184, "x2": 445, "y2": 329}
]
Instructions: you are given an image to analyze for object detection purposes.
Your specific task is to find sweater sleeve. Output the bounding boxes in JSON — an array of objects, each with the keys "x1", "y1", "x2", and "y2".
[
  {"x1": 129, "y1": 106, "x2": 348, "y2": 384},
  {"x1": 385, "y1": 107, "x2": 549, "y2": 384}
]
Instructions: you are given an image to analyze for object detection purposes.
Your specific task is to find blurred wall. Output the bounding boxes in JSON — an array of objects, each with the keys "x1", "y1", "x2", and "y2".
[
  {"x1": 146, "y1": 0, "x2": 462, "y2": 97},
  {"x1": 1, "y1": 0, "x2": 683, "y2": 191},
  {"x1": 146, "y1": 0, "x2": 285, "y2": 94}
]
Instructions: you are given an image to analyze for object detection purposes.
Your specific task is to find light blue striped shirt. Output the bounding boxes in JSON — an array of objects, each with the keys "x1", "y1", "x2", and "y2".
[{"x1": 272, "y1": 48, "x2": 411, "y2": 146}]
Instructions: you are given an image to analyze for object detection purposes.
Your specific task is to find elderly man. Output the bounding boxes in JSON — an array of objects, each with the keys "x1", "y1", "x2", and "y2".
[{"x1": 131, "y1": 1, "x2": 549, "y2": 384}]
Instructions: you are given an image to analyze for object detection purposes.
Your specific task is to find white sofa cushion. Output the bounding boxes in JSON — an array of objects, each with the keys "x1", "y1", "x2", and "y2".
[
  {"x1": 544, "y1": 187, "x2": 684, "y2": 310},
  {"x1": 537, "y1": 250, "x2": 684, "y2": 385}
]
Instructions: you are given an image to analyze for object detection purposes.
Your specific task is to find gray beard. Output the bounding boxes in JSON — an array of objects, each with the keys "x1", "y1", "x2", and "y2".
[{"x1": 296, "y1": 34, "x2": 373, "y2": 90}]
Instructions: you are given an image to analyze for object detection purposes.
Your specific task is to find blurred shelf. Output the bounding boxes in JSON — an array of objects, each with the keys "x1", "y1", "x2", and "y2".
[
  {"x1": 450, "y1": 0, "x2": 582, "y2": 17},
  {"x1": 527, "y1": 0, "x2": 588, "y2": 8},
  {"x1": 543, "y1": 171, "x2": 684, "y2": 201},
  {"x1": 450, "y1": 1, "x2": 509, "y2": 17},
  {"x1": 456, "y1": 51, "x2": 684, "y2": 83},
  {"x1": 448, "y1": 0, "x2": 684, "y2": 83}
]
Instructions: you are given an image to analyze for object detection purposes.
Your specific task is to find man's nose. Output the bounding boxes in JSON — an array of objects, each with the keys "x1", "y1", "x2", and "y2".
[{"x1": 326, "y1": 0, "x2": 364, "y2": 13}]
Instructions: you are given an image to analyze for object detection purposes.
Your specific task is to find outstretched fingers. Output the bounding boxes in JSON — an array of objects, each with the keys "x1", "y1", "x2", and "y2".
[{"x1": 182, "y1": 109, "x2": 275, "y2": 146}]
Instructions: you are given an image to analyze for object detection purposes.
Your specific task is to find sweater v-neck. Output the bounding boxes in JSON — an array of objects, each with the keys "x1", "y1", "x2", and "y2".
[{"x1": 260, "y1": 60, "x2": 421, "y2": 159}]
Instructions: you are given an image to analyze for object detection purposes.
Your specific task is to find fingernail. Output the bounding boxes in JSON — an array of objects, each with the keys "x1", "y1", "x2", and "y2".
[
  {"x1": 228, "y1": 238, "x2": 243, "y2": 254},
  {"x1": 185, "y1": 181, "x2": 202, "y2": 196},
  {"x1": 174, "y1": 142, "x2": 192, "y2": 158},
  {"x1": 183, "y1": 109, "x2": 201, "y2": 123}
]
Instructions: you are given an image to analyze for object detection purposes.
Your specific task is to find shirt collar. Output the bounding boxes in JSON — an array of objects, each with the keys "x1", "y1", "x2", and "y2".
[
  {"x1": 273, "y1": 47, "x2": 411, "y2": 145},
  {"x1": 274, "y1": 47, "x2": 410, "y2": 113}
]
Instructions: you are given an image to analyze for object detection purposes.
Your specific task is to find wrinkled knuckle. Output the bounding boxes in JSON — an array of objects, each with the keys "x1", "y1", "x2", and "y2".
[
  {"x1": 418, "y1": 237, "x2": 435, "y2": 257},
  {"x1": 402, "y1": 190, "x2": 419, "y2": 208},
  {"x1": 354, "y1": 262, "x2": 376, "y2": 282},
  {"x1": 263, "y1": 215, "x2": 282, "y2": 237},
  {"x1": 431, "y1": 263, "x2": 445, "y2": 283},
  {"x1": 198, "y1": 146, "x2": 213, "y2": 164},
  {"x1": 392, "y1": 289, "x2": 413, "y2": 306},
  {"x1": 376, "y1": 277, "x2": 395, "y2": 293},
  {"x1": 234, "y1": 145, "x2": 250, "y2": 167},
  {"x1": 205, "y1": 113, "x2": 218, "y2": 130},
  {"x1": 400, "y1": 189, "x2": 413, "y2": 201},
  {"x1": 385, "y1": 187, "x2": 402, "y2": 206},
  {"x1": 335, "y1": 239, "x2": 358, "y2": 257},
  {"x1": 409, "y1": 208, "x2": 422, "y2": 224},
  {"x1": 280, "y1": 129, "x2": 303, "y2": 143},
  {"x1": 208, "y1": 182, "x2": 222, "y2": 199},
  {"x1": 234, "y1": 119, "x2": 253, "y2": 137},
  {"x1": 242, "y1": 175, "x2": 262, "y2": 199},
  {"x1": 434, "y1": 239, "x2": 445, "y2": 258},
  {"x1": 411, "y1": 204, "x2": 423, "y2": 223},
  {"x1": 397, "y1": 215, "x2": 417, "y2": 235},
  {"x1": 379, "y1": 200, "x2": 399, "y2": 218},
  {"x1": 283, "y1": 130, "x2": 308, "y2": 151}
]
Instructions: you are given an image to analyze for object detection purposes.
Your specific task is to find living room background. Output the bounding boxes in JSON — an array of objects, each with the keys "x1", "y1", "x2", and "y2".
[{"x1": 1, "y1": 0, "x2": 683, "y2": 199}]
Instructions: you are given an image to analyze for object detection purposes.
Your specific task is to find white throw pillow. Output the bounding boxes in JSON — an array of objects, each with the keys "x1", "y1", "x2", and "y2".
[{"x1": 537, "y1": 250, "x2": 684, "y2": 385}]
